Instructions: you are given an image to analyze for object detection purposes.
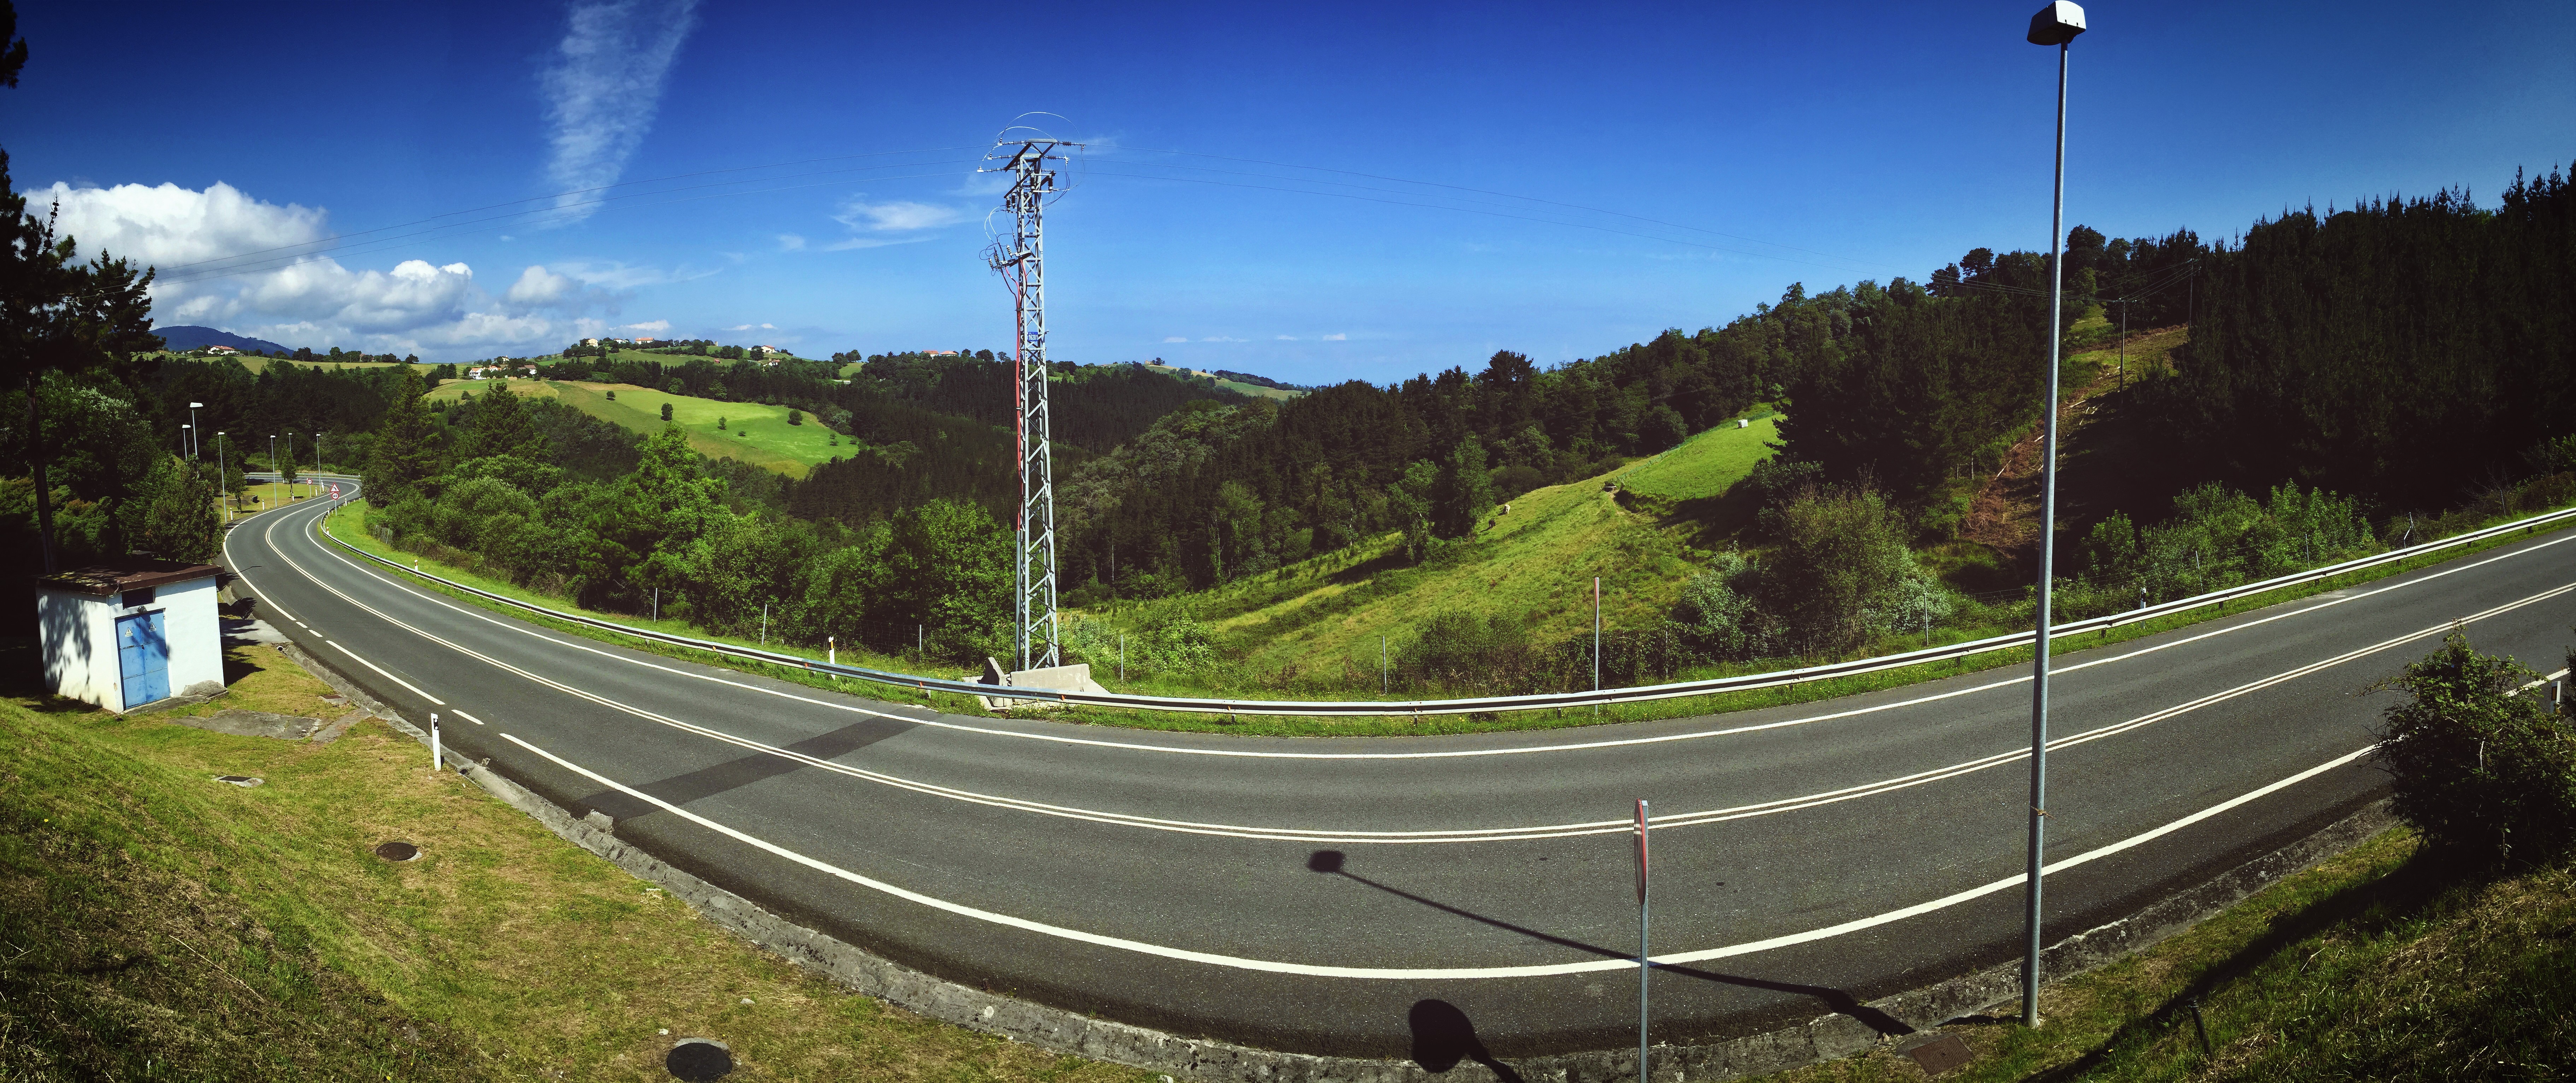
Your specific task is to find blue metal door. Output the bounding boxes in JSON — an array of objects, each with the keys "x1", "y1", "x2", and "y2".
[{"x1": 117, "y1": 611, "x2": 169, "y2": 708}]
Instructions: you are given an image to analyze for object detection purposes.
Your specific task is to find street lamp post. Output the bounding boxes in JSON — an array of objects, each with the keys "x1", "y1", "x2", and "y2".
[
  {"x1": 2021, "y1": 0, "x2": 2087, "y2": 1031},
  {"x1": 188, "y1": 402, "x2": 203, "y2": 458},
  {"x1": 180, "y1": 423, "x2": 192, "y2": 457},
  {"x1": 217, "y1": 433, "x2": 229, "y2": 523}
]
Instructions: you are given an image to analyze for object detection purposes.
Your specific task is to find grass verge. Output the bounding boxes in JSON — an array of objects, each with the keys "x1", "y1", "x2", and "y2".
[
  {"x1": 316, "y1": 494, "x2": 2576, "y2": 739},
  {"x1": 0, "y1": 651, "x2": 1153, "y2": 1082},
  {"x1": 1748, "y1": 827, "x2": 2576, "y2": 1082}
]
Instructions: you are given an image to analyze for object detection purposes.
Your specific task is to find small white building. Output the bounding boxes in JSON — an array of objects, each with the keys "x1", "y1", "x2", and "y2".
[{"x1": 35, "y1": 560, "x2": 226, "y2": 712}]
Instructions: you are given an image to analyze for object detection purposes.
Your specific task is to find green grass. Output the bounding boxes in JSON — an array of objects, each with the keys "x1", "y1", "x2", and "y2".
[
  {"x1": 424, "y1": 379, "x2": 841, "y2": 478},
  {"x1": 0, "y1": 648, "x2": 1154, "y2": 1082},
  {"x1": 1615, "y1": 412, "x2": 1781, "y2": 500},
  {"x1": 1749, "y1": 828, "x2": 2576, "y2": 1082},
  {"x1": 1136, "y1": 362, "x2": 1303, "y2": 400},
  {"x1": 1153, "y1": 463, "x2": 1706, "y2": 679}
]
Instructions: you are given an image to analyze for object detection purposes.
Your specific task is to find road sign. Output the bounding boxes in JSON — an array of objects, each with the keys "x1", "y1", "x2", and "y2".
[{"x1": 329, "y1": 483, "x2": 342, "y2": 500}]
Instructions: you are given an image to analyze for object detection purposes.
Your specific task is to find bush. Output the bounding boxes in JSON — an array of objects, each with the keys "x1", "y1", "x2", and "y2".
[
  {"x1": 660, "y1": 403, "x2": 673, "y2": 422},
  {"x1": 2371, "y1": 632, "x2": 2576, "y2": 865},
  {"x1": 788, "y1": 409, "x2": 803, "y2": 426}
]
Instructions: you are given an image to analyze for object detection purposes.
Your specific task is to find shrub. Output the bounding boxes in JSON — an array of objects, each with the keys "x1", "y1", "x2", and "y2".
[
  {"x1": 788, "y1": 409, "x2": 803, "y2": 426},
  {"x1": 660, "y1": 403, "x2": 673, "y2": 422},
  {"x1": 2371, "y1": 632, "x2": 2576, "y2": 865}
]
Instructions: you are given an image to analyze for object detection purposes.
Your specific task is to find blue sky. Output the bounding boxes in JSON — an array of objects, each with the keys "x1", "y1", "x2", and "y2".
[{"x1": 7, "y1": 0, "x2": 2571, "y2": 377}]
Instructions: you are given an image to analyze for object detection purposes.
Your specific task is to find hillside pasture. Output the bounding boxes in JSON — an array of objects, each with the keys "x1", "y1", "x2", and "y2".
[{"x1": 423, "y1": 378, "x2": 841, "y2": 478}]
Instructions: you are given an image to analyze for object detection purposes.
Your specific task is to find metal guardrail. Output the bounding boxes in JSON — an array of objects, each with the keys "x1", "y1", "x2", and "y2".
[{"x1": 309, "y1": 479, "x2": 2576, "y2": 718}]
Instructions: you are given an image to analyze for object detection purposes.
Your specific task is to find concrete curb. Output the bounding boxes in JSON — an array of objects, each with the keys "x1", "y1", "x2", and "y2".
[{"x1": 279, "y1": 637, "x2": 2400, "y2": 1082}]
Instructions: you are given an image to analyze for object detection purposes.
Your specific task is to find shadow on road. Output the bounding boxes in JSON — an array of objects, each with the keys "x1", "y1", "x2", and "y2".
[
  {"x1": 1309, "y1": 849, "x2": 1911, "y2": 1039},
  {"x1": 577, "y1": 715, "x2": 914, "y2": 820},
  {"x1": 1408, "y1": 999, "x2": 1525, "y2": 1082}
]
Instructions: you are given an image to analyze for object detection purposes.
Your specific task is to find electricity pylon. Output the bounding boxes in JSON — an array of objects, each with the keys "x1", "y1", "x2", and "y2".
[{"x1": 982, "y1": 127, "x2": 1080, "y2": 671}]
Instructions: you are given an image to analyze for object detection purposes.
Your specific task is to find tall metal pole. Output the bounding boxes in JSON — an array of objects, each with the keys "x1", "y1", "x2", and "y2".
[
  {"x1": 2022, "y1": 17, "x2": 2079, "y2": 1028},
  {"x1": 984, "y1": 129, "x2": 1081, "y2": 672}
]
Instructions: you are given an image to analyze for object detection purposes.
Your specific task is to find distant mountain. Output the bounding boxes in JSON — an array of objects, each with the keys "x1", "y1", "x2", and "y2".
[{"x1": 153, "y1": 325, "x2": 292, "y2": 354}]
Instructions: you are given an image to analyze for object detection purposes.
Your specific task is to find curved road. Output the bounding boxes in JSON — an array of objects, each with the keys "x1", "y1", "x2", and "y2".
[{"x1": 223, "y1": 484, "x2": 2576, "y2": 1059}]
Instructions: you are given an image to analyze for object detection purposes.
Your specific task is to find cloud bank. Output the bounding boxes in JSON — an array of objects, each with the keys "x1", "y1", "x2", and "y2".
[
  {"x1": 540, "y1": 0, "x2": 698, "y2": 223},
  {"x1": 38, "y1": 178, "x2": 666, "y2": 359}
]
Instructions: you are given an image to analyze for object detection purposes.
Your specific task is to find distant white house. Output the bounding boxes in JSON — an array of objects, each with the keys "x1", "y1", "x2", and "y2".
[{"x1": 206, "y1": 344, "x2": 241, "y2": 355}]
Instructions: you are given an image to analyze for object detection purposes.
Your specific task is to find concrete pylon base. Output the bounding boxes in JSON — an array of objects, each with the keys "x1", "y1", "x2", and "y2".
[{"x1": 976, "y1": 658, "x2": 1109, "y2": 713}]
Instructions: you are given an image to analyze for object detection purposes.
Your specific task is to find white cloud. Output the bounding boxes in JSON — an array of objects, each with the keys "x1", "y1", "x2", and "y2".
[
  {"x1": 1323, "y1": 333, "x2": 1348, "y2": 341},
  {"x1": 620, "y1": 319, "x2": 671, "y2": 333},
  {"x1": 1200, "y1": 336, "x2": 1245, "y2": 343},
  {"x1": 825, "y1": 195, "x2": 972, "y2": 248},
  {"x1": 1276, "y1": 335, "x2": 1298, "y2": 341},
  {"x1": 37, "y1": 179, "x2": 325, "y2": 267},
  {"x1": 1160, "y1": 336, "x2": 1188, "y2": 343},
  {"x1": 834, "y1": 197, "x2": 971, "y2": 233},
  {"x1": 777, "y1": 233, "x2": 806, "y2": 251},
  {"x1": 723, "y1": 322, "x2": 777, "y2": 332},
  {"x1": 548, "y1": 258, "x2": 712, "y2": 289},
  {"x1": 505, "y1": 264, "x2": 579, "y2": 306},
  {"x1": 237, "y1": 258, "x2": 478, "y2": 333},
  {"x1": 540, "y1": 0, "x2": 699, "y2": 224}
]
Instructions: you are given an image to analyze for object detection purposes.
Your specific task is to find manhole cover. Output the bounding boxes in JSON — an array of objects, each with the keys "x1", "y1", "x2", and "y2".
[
  {"x1": 666, "y1": 1038, "x2": 733, "y2": 1081},
  {"x1": 374, "y1": 841, "x2": 420, "y2": 862},
  {"x1": 213, "y1": 775, "x2": 264, "y2": 788},
  {"x1": 1904, "y1": 1033, "x2": 1974, "y2": 1076}
]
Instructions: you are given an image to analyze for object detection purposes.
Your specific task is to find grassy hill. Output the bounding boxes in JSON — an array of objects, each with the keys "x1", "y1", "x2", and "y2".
[
  {"x1": 426, "y1": 378, "x2": 838, "y2": 478},
  {"x1": 1093, "y1": 420, "x2": 1781, "y2": 680},
  {"x1": 1138, "y1": 362, "x2": 1302, "y2": 401},
  {"x1": 1615, "y1": 409, "x2": 1780, "y2": 500}
]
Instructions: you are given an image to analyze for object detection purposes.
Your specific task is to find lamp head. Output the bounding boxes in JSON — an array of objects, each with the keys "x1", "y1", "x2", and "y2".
[{"x1": 2027, "y1": 0, "x2": 2087, "y2": 45}]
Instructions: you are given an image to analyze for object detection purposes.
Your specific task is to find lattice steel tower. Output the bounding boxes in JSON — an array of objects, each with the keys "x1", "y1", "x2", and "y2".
[{"x1": 982, "y1": 128, "x2": 1080, "y2": 671}]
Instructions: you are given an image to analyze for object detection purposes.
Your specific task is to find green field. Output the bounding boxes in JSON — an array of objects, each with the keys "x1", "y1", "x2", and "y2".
[
  {"x1": 1104, "y1": 461, "x2": 1701, "y2": 679},
  {"x1": 425, "y1": 378, "x2": 839, "y2": 478},
  {"x1": 1614, "y1": 412, "x2": 1781, "y2": 500},
  {"x1": 1137, "y1": 362, "x2": 1302, "y2": 400}
]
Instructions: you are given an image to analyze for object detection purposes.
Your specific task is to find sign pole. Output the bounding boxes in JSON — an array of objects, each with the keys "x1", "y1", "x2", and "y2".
[{"x1": 1636, "y1": 797, "x2": 1651, "y2": 1083}]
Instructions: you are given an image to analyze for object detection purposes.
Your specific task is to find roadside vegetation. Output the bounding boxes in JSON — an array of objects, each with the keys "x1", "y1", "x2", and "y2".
[
  {"x1": 1755, "y1": 632, "x2": 2576, "y2": 1083},
  {"x1": 0, "y1": 644, "x2": 1152, "y2": 1082}
]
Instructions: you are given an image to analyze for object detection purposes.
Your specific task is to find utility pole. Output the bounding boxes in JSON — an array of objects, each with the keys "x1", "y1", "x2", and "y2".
[{"x1": 982, "y1": 123, "x2": 1082, "y2": 673}]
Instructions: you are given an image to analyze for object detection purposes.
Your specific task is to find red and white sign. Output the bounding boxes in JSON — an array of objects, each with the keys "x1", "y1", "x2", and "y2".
[
  {"x1": 1634, "y1": 799, "x2": 1650, "y2": 903},
  {"x1": 329, "y1": 484, "x2": 342, "y2": 500}
]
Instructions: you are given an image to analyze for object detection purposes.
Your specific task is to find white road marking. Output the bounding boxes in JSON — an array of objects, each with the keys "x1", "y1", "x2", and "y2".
[
  {"x1": 298, "y1": 492, "x2": 2576, "y2": 762},
  {"x1": 261, "y1": 493, "x2": 2576, "y2": 842},
  {"x1": 324, "y1": 640, "x2": 446, "y2": 706},
  {"x1": 502, "y1": 731, "x2": 2379, "y2": 979},
  {"x1": 454, "y1": 710, "x2": 486, "y2": 725}
]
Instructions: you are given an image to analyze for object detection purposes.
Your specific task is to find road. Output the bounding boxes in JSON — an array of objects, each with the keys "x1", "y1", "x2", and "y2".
[{"x1": 222, "y1": 485, "x2": 2576, "y2": 1060}]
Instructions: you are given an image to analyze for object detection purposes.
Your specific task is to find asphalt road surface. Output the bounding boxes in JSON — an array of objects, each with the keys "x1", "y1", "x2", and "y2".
[{"x1": 223, "y1": 485, "x2": 2576, "y2": 1059}]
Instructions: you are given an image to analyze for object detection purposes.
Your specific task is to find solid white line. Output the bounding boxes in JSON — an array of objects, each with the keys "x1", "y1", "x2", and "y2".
[
  {"x1": 270, "y1": 497, "x2": 2575, "y2": 844},
  {"x1": 302, "y1": 496, "x2": 2576, "y2": 762},
  {"x1": 324, "y1": 639, "x2": 445, "y2": 706},
  {"x1": 500, "y1": 731, "x2": 2380, "y2": 979},
  {"x1": 454, "y1": 710, "x2": 486, "y2": 725}
]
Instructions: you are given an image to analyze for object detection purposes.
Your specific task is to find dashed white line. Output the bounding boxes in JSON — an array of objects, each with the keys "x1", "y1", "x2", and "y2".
[
  {"x1": 454, "y1": 710, "x2": 486, "y2": 725},
  {"x1": 324, "y1": 639, "x2": 445, "y2": 706},
  {"x1": 501, "y1": 731, "x2": 2378, "y2": 979}
]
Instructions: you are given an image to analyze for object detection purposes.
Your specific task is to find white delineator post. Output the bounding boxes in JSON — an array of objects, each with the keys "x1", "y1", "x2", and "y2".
[
  {"x1": 1635, "y1": 798, "x2": 1652, "y2": 1083},
  {"x1": 430, "y1": 712, "x2": 442, "y2": 771},
  {"x1": 2021, "y1": 0, "x2": 2088, "y2": 1030}
]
